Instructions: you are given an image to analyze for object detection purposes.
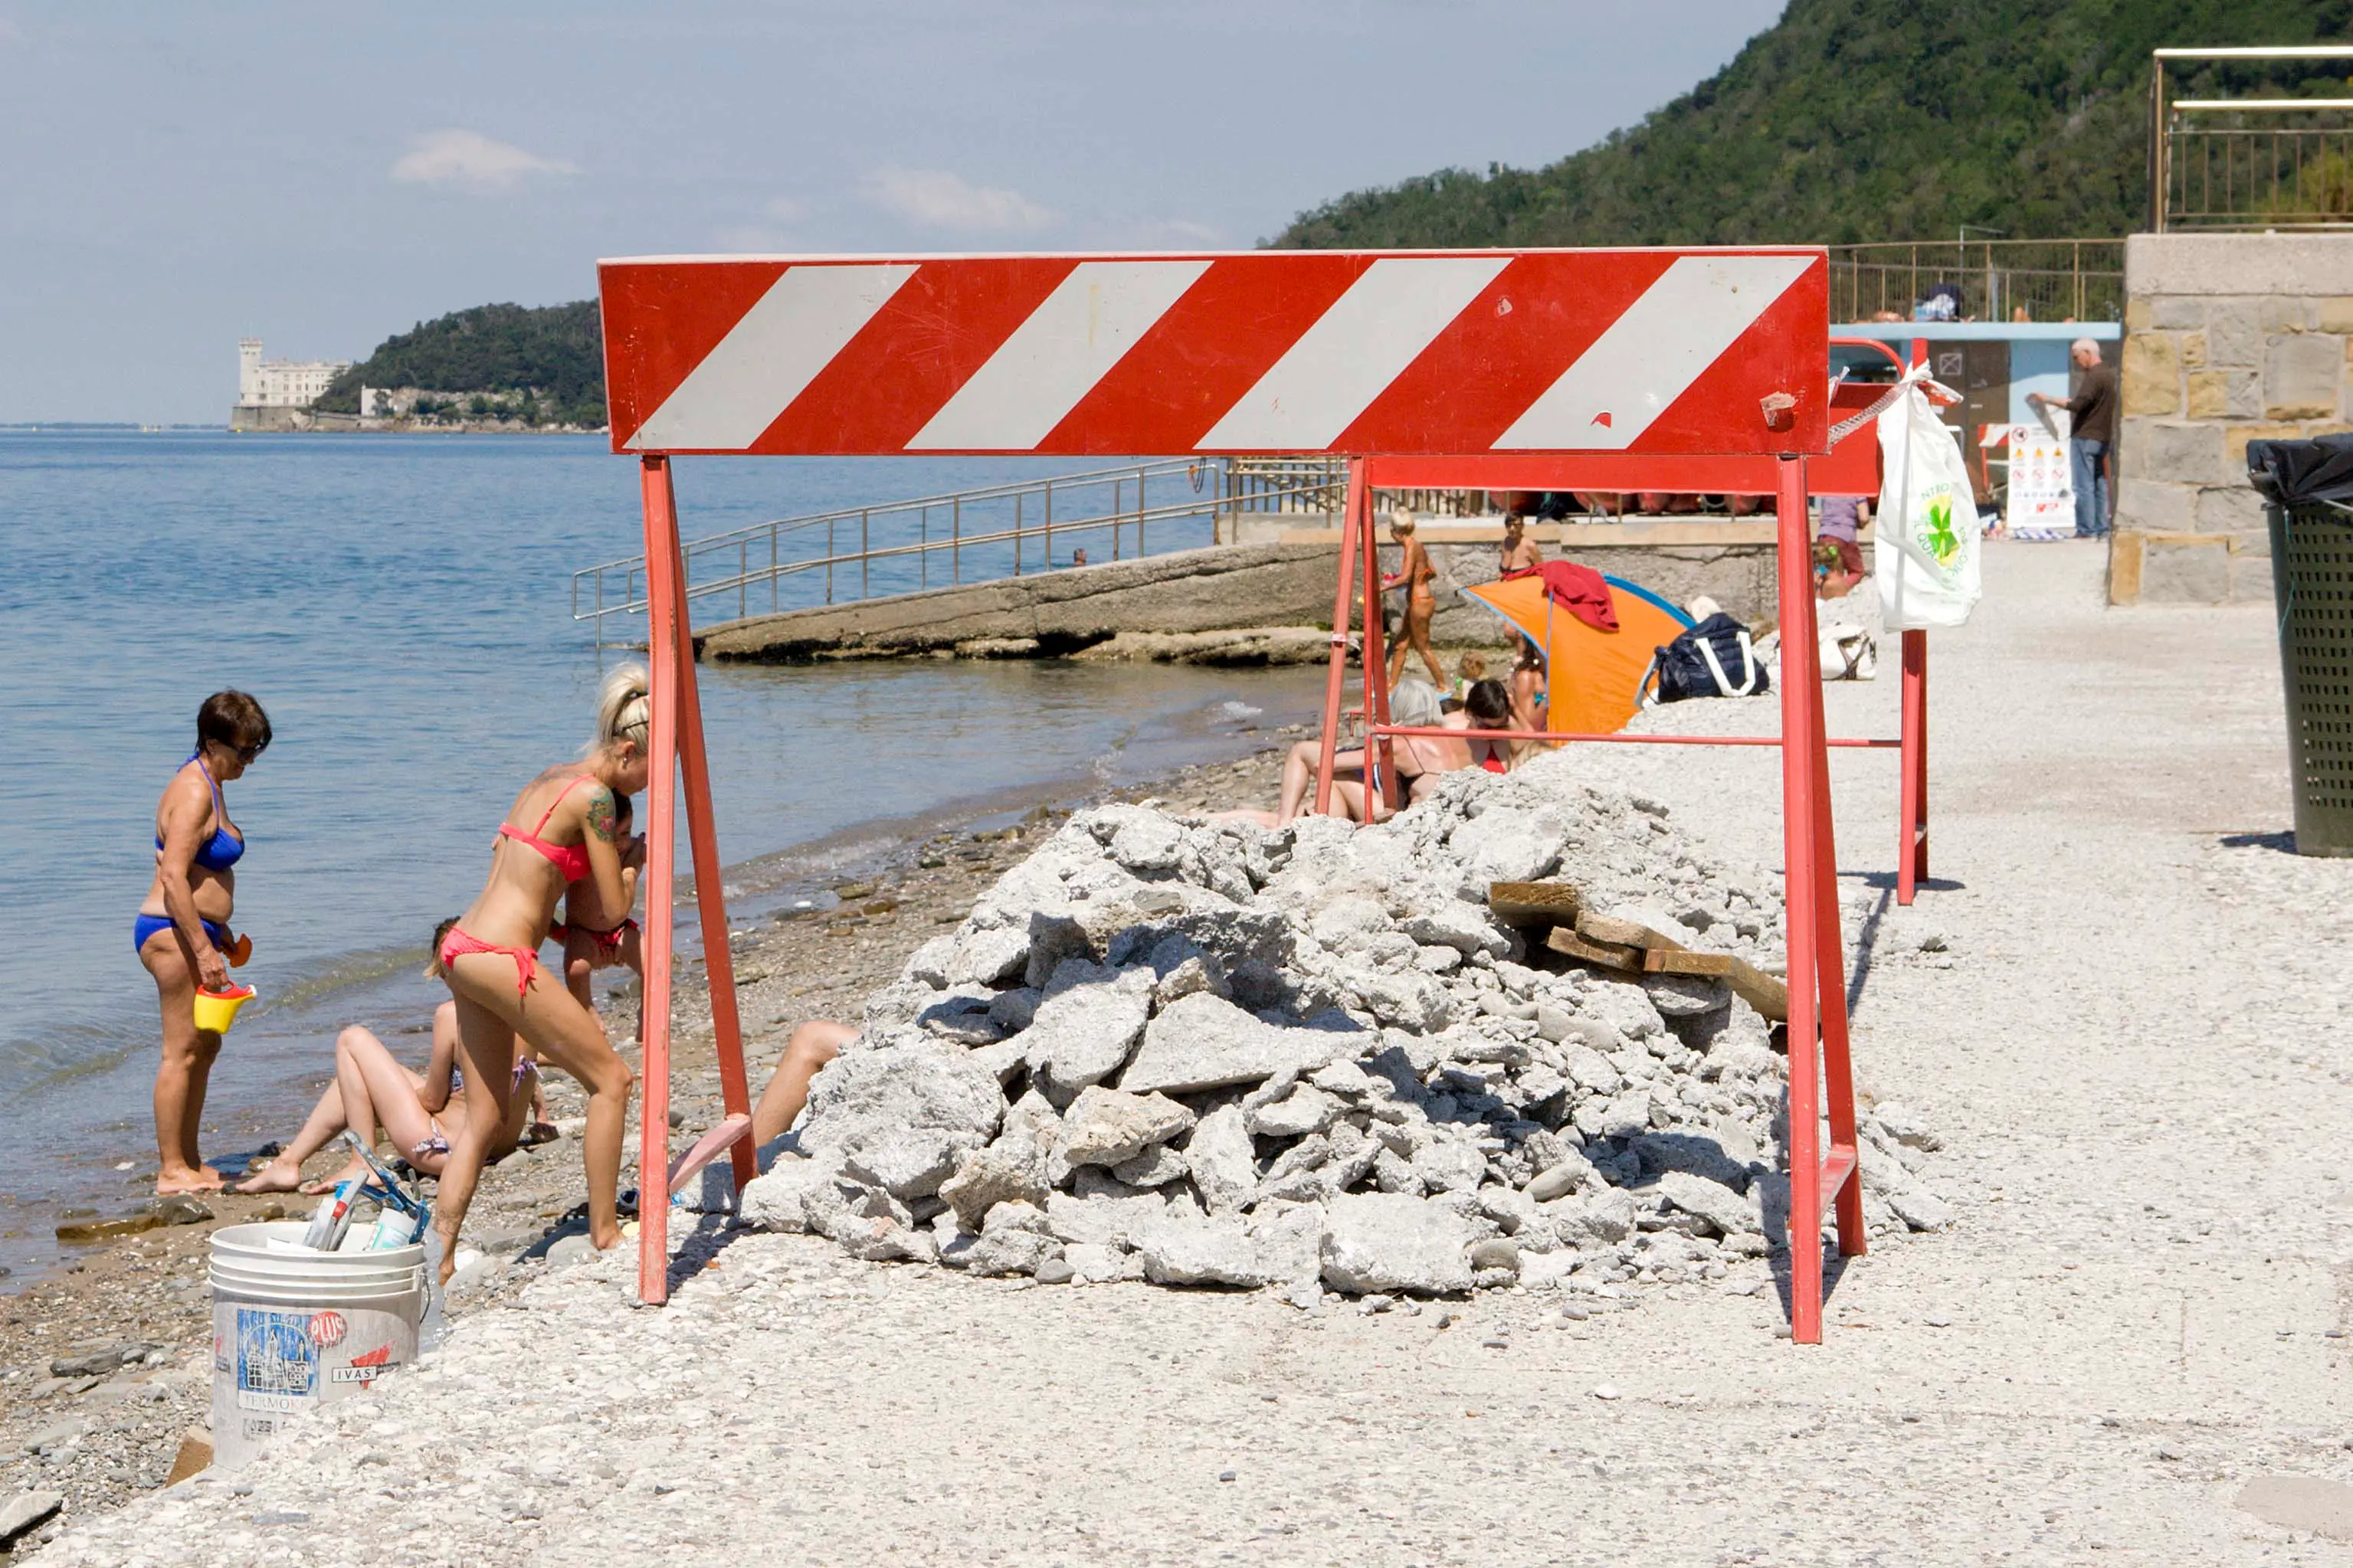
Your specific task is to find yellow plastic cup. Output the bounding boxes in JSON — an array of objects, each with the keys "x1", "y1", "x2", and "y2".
[{"x1": 192, "y1": 984, "x2": 256, "y2": 1035}]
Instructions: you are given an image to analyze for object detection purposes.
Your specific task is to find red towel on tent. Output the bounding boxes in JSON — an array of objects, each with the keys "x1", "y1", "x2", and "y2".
[{"x1": 1534, "y1": 560, "x2": 1617, "y2": 631}]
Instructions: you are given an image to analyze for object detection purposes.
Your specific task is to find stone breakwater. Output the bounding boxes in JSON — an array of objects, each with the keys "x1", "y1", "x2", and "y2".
[{"x1": 741, "y1": 757, "x2": 1953, "y2": 1303}]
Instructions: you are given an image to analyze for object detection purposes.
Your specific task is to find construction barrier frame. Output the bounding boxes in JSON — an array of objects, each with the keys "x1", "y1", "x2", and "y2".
[
  {"x1": 595, "y1": 245, "x2": 1854, "y2": 1324},
  {"x1": 1318, "y1": 387, "x2": 1912, "y2": 1341}
]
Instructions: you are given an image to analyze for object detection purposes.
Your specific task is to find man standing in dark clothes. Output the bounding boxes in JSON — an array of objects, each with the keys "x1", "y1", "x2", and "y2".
[{"x1": 2028, "y1": 339, "x2": 2116, "y2": 538}]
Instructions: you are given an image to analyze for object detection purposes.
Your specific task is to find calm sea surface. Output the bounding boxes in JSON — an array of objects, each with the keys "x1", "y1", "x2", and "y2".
[{"x1": 0, "y1": 431, "x2": 1317, "y2": 1282}]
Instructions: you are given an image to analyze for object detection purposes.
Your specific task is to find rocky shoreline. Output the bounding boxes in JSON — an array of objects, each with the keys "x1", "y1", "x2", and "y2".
[{"x1": 0, "y1": 736, "x2": 1303, "y2": 1557}]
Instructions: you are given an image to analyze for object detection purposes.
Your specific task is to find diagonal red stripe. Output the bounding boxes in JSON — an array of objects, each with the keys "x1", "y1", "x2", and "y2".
[
  {"x1": 747, "y1": 258, "x2": 1080, "y2": 454},
  {"x1": 1629, "y1": 257, "x2": 1829, "y2": 453},
  {"x1": 599, "y1": 260, "x2": 789, "y2": 452},
  {"x1": 1037, "y1": 254, "x2": 1371, "y2": 455},
  {"x1": 1335, "y1": 253, "x2": 1673, "y2": 454}
]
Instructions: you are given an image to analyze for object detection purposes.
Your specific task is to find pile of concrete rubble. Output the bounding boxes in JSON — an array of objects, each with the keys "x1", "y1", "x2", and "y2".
[{"x1": 740, "y1": 759, "x2": 1952, "y2": 1302}]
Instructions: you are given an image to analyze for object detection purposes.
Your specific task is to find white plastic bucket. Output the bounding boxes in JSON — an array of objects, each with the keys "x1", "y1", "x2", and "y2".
[{"x1": 208, "y1": 1221, "x2": 428, "y2": 1469}]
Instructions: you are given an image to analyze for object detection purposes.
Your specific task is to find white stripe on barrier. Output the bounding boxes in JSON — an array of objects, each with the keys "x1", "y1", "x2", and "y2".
[
  {"x1": 1196, "y1": 256, "x2": 1510, "y2": 451},
  {"x1": 906, "y1": 260, "x2": 1213, "y2": 450},
  {"x1": 625, "y1": 263, "x2": 919, "y2": 451},
  {"x1": 1493, "y1": 254, "x2": 1814, "y2": 451}
]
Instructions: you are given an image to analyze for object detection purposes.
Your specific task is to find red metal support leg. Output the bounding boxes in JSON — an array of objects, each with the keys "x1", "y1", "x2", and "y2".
[
  {"x1": 1898, "y1": 629, "x2": 1929, "y2": 905},
  {"x1": 1352, "y1": 467, "x2": 1396, "y2": 810},
  {"x1": 1774, "y1": 455, "x2": 1827, "y2": 1344},
  {"x1": 657, "y1": 482, "x2": 758, "y2": 1195},
  {"x1": 1312, "y1": 462, "x2": 1368, "y2": 817},
  {"x1": 636, "y1": 457, "x2": 682, "y2": 1306},
  {"x1": 1798, "y1": 522, "x2": 1866, "y2": 1261}
]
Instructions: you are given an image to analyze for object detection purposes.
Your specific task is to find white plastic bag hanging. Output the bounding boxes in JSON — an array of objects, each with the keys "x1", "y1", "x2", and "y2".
[{"x1": 1876, "y1": 370, "x2": 1982, "y2": 629}]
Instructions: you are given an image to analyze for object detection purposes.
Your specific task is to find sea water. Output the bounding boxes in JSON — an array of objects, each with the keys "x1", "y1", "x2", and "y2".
[{"x1": 0, "y1": 430, "x2": 1319, "y2": 1281}]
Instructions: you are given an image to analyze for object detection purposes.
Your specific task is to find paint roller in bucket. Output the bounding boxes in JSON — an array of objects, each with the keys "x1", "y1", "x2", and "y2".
[{"x1": 302, "y1": 1132, "x2": 431, "y2": 1252}]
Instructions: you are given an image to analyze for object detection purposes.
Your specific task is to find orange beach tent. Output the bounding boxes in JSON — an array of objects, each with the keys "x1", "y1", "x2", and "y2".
[{"x1": 1463, "y1": 573, "x2": 1695, "y2": 735}]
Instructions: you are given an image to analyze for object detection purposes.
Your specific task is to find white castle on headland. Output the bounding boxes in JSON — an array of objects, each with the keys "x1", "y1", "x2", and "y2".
[{"x1": 236, "y1": 338, "x2": 349, "y2": 410}]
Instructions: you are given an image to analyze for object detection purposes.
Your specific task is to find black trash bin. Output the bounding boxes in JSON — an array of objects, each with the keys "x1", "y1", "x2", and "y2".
[{"x1": 2248, "y1": 438, "x2": 2353, "y2": 856}]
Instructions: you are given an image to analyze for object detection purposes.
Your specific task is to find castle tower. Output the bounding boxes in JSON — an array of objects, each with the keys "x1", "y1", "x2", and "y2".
[{"x1": 237, "y1": 339, "x2": 264, "y2": 408}]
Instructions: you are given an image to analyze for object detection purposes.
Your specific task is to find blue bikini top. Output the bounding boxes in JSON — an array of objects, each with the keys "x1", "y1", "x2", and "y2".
[{"x1": 160, "y1": 755, "x2": 244, "y2": 872}]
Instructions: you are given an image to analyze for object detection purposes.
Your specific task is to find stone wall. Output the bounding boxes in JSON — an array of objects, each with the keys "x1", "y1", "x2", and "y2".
[{"x1": 2116, "y1": 232, "x2": 2353, "y2": 604}]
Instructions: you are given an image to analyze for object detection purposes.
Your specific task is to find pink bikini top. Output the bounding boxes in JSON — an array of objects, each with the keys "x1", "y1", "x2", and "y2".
[{"x1": 497, "y1": 777, "x2": 595, "y2": 882}]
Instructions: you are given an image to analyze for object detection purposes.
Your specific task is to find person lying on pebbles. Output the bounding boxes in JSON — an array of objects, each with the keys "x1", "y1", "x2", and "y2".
[
  {"x1": 1222, "y1": 679, "x2": 1469, "y2": 827},
  {"x1": 235, "y1": 921, "x2": 539, "y2": 1196}
]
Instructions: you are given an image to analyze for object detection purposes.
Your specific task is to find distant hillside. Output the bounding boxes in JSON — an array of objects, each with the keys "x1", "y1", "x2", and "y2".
[
  {"x1": 1275, "y1": 0, "x2": 2348, "y2": 248},
  {"x1": 317, "y1": 301, "x2": 602, "y2": 427}
]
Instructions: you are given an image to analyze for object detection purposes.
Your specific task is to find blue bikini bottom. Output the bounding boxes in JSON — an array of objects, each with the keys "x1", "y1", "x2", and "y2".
[{"x1": 133, "y1": 913, "x2": 230, "y2": 957}]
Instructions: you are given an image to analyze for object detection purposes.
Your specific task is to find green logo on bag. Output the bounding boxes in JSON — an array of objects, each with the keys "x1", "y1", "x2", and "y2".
[{"x1": 1919, "y1": 495, "x2": 1961, "y2": 568}]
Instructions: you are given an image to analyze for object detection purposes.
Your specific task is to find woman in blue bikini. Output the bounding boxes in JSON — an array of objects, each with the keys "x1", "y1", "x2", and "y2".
[{"x1": 136, "y1": 689, "x2": 271, "y2": 1195}]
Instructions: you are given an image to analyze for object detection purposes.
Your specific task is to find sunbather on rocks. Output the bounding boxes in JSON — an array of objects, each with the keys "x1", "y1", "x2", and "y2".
[{"x1": 1224, "y1": 679, "x2": 1472, "y2": 827}]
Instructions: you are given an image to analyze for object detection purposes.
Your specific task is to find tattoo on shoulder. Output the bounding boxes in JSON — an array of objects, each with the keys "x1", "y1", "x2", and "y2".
[{"x1": 585, "y1": 785, "x2": 619, "y2": 843}]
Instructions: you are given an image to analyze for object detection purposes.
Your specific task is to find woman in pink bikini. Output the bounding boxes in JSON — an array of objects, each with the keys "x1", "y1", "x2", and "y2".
[{"x1": 430, "y1": 666, "x2": 651, "y2": 1278}]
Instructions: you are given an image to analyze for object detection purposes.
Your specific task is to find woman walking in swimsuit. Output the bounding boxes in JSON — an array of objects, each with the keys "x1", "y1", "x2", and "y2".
[
  {"x1": 1382, "y1": 512, "x2": 1448, "y2": 691},
  {"x1": 238, "y1": 922, "x2": 535, "y2": 1194},
  {"x1": 430, "y1": 666, "x2": 651, "y2": 1278},
  {"x1": 136, "y1": 690, "x2": 270, "y2": 1195}
]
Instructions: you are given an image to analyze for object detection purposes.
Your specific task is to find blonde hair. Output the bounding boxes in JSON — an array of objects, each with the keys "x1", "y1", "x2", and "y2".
[
  {"x1": 595, "y1": 663, "x2": 652, "y2": 755},
  {"x1": 1456, "y1": 651, "x2": 1489, "y2": 683},
  {"x1": 1388, "y1": 510, "x2": 1416, "y2": 536}
]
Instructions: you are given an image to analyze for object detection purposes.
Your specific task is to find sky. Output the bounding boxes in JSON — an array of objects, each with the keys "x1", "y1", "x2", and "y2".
[{"x1": 0, "y1": 1, "x2": 1787, "y2": 424}]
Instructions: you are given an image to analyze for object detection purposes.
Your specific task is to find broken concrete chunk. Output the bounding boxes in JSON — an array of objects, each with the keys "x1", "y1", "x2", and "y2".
[
  {"x1": 949, "y1": 925, "x2": 1031, "y2": 987},
  {"x1": 1320, "y1": 1192, "x2": 1479, "y2": 1296},
  {"x1": 1643, "y1": 972, "x2": 1732, "y2": 1018},
  {"x1": 936, "y1": 1144, "x2": 1049, "y2": 1230},
  {"x1": 1109, "y1": 1144, "x2": 1191, "y2": 1188},
  {"x1": 1129, "y1": 1210, "x2": 1268, "y2": 1288},
  {"x1": 842, "y1": 1128, "x2": 978, "y2": 1200},
  {"x1": 1057, "y1": 1086, "x2": 1198, "y2": 1168},
  {"x1": 1247, "y1": 1084, "x2": 1342, "y2": 1140},
  {"x1": 1656, "y1": 1170, "x2": 1761, "y2": 1236},
  {"x1": 1119, "y1": 991, "x2": 1364, "y2": 1095},
  {"x1": 1021, "y1": 968, "x2": 1152, "y2": 1105},
  {"x1": 1180, "y1": 1104, "x2": 1259, "y2": 1216}
]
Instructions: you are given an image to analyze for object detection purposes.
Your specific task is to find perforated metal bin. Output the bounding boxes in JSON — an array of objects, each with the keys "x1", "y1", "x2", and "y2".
[{"x1": 2269, "y1": 501, "x2": 2353, "y2": 856}]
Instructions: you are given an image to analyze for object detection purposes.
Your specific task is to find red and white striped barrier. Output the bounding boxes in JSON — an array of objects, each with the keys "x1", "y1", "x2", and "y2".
[{"x1": 600, "y1": 250, "x2": 1829, "y2": 458}]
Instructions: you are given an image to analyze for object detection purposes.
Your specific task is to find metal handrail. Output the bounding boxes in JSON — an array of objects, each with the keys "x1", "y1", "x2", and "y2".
[
  {"x1": 2152, "y1": 46, "x2": 2353, "y2": 231},
  {"x1": 569, "y1": 459, "x2": 1346, "y2": 640},
  {"x1": 1824, "y1": 239, "x2": 2124, "y2": 322},
  {"x1": 572, "y1": 457, "x2": 1209, "y2": 580},
  {"x1": 586, "y1": 483, "x2": 1338, "y2": 619}
]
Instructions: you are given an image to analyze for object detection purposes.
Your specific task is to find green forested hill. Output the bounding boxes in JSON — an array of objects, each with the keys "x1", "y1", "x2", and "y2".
[
  {"x1": 316, "y1": 301, "x2": 603, "y2": 426},
  {"x1": 1275, "y1": 0, "x2": 2351, "y2": 248}
]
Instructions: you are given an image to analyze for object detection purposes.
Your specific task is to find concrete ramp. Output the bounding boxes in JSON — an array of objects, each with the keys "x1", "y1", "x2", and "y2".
[{"x1": 697, "y1": 542, "x2": 1336, "y2": 663}]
